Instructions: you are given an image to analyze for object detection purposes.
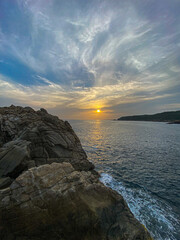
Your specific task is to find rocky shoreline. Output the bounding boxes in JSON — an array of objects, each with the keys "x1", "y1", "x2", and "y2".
[{"x1": 0, "y1": 105, "x2": 152, "y2": 240}]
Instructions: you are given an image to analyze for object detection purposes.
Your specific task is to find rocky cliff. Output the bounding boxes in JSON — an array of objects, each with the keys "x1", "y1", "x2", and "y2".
[{"x1": 0, "y1": 105, "x2": 152, "y2": 240}]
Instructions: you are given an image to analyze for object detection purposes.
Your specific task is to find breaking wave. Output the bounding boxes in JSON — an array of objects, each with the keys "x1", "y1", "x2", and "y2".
[{"x1": 100, "y1": 173, "x2": 179, "y2": 240}]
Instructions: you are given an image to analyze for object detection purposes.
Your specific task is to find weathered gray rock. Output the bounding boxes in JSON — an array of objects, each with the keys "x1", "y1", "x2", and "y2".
[
  {"x1": 0, "y1": 106, "x2": 153, "y2": 240},
  {"x1": 0, "y1": 140, "x2": 30, "y2": 178},
  {"x1": 0, "y1": 105, "x2": 94, "y2": 186},
  {"x1": 0, "y1": 177, "x2": 12, "y2": 189},
  {"x1": 0, "y1": 162, "x2": 152, "y2": 240}
]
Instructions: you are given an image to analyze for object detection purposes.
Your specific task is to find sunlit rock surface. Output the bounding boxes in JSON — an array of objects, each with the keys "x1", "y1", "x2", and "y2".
[{"x1": 0, "y1": 106, "x2": 152, "y2": 240}]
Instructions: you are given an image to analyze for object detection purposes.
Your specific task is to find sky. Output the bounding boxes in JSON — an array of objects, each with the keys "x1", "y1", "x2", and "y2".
[{"x1": 0, "y1": 0, "x2": 180, "y2": 120}]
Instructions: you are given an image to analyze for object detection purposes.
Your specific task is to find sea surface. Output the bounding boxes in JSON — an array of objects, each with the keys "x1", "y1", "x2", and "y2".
[{"x1": 69, "y1": 120, "x2": 180, "y2": 240}]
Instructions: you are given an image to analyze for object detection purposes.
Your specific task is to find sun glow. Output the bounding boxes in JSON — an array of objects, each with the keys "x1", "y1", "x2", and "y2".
[{"x1": 96, "y1": 109, "x2": 101, "y2": 113}]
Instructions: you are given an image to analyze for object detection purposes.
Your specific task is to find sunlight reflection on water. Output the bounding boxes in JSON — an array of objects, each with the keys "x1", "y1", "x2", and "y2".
[{"x1": 70, "y1": 120, "x2": 180, "y2": 240}]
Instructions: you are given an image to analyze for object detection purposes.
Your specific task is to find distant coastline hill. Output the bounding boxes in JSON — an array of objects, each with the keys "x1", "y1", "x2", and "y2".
[{"x1": 118, "y1": 110, "x2": 180, "y2": 122}]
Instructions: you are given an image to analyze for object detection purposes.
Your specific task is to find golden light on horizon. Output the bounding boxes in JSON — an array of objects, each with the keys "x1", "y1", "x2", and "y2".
[{"x1": 96, "y1": 109, "x2": 101, "y2": 113}]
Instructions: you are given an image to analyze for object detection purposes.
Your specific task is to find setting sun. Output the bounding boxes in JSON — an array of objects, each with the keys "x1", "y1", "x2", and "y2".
[{"x1": 96, "y1": 109, "x2": 101, "y2": 113}]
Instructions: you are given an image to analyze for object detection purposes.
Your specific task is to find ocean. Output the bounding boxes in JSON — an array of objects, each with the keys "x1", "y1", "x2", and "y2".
[{"x1": 69, "y1": 120, "x2": 180, "y2": 240}]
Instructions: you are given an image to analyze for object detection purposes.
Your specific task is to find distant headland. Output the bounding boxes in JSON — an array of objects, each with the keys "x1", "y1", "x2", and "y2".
[{"x1": 118, "y1": 110, "x2": 180, "y2": 123}]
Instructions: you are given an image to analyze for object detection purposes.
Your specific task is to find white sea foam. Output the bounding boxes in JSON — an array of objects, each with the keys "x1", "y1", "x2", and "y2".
[{"x1": 100, "y1": 173, "x2": 179, "y2": 240}]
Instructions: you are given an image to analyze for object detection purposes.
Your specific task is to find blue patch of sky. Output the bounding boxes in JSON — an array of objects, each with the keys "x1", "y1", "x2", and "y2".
[{"x1": 0, "y1": 56, "x2": 37, "y2": 86}]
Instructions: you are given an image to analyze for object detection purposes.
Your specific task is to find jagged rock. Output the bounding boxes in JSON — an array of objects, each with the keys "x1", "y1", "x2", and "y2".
[
  {"x1": 0, "y1": 105, "x2": 94, "y2": 186},
  {"x1": 0, "y1": 106, "x2": 153, "y2": 240},
  {"x1": 0, "y1": 140, "x2": 30, "y2": 178},
  {"x1": 0, "y1": 162, "x2": 152, "y2": 240},
  {"x1": 0, "y1": 177, "x2": 12, "y2": 189},
  {"x1": 40, "y1": 107, "x2": 48, "y2": 113}
]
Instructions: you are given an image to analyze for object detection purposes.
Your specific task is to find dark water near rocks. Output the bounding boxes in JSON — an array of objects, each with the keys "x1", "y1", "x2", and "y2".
[{"x1": 69, "y1": 120, "x2": 180, "y2": 240}]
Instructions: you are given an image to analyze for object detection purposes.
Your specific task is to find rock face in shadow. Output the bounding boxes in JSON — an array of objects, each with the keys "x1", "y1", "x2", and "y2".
[
  {"x1": 0, "y1": 106, "x2": 152, "y2": 240},
  {"x1": 0, "y1": 105, "x2": 94, "y2": 186}
]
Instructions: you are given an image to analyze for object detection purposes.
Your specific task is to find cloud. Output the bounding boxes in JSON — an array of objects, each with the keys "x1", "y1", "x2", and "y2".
[
  {"x1": 0, "y1": 70, "x2": 177, "y2": 120},
  {"x1": 0, "y1": 0, "x2": 180, "y2": 118}
]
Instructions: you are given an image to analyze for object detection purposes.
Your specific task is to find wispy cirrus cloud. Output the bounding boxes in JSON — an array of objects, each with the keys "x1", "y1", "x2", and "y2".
[{"x1": 0, "y1": 0, "x2": 180, "y2": 118}]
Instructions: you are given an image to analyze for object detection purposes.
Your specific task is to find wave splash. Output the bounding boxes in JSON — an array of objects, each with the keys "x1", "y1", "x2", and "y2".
[{"x1": 100, "y1": 173, "x2": 179, "y2": 240}]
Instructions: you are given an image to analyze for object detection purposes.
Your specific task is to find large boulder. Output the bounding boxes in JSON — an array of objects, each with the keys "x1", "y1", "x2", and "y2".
[
  {"x1": 0, "y1": 162, "x2": 152, "y2": 240},
  {"x1": 0, "y1": 106, "x2": 153, "y2": 240}
]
